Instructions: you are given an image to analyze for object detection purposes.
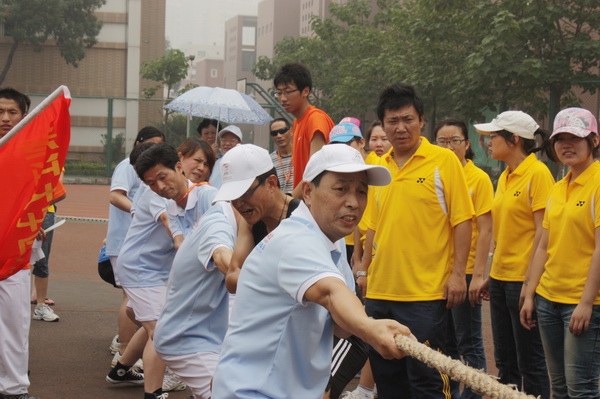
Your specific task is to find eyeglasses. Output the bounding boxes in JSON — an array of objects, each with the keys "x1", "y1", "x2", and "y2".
[
  {"x1": 221, "y1": 137, "x2": 240, "y2": 144},
  {"x1": 274, "y1": 89, "x2": 299, "y2": 98},
  {"x1": 270, "y1": 127, "x2": 290, "y2": 136},
  {"x1": 238, "y1": 179, "x2": 264, "y2": 201},
  {"x1": 436, "y1": 138, "x2": 466, "y2": 146}
]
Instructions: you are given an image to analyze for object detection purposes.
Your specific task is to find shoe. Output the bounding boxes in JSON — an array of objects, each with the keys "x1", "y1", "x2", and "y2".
[
  {"x1": 132, "y1": 358, "x2": 144, "y2": 373},
  {"x1": 162, "y1": 369, "x2": 186, "y2": 392},
  {"x1": 106, "y1": 366, "x2": 144, "y2": 385},
  {"x1": 1, "y1": 394, "x2": 41, "y2": 399},
  {"x1": 144, "y1": 392, "x2": 169, "y2": 399},
  {"x1": 340, "y1": 387, "x2": 375, "y2": 399},
  {"x1": 32, "y1": 305, "x2": 59, "y2": 322},
  {"x1": 110, "y1": 352, "x2": 121, "y2": 368},
  {"x1": 109, "y1": 335, "x2": 120, "y2": 354},
  {"x1": 30, "y1": 298, "x2": 55, "y2": 306}
]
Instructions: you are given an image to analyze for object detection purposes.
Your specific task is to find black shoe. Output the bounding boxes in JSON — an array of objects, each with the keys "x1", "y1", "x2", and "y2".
[
  {"x1": 2, "y1": 394, "x2": 41, "y2": 399},
  {"x1": 106, "y1": 366, "x2": 144, "y2": 385}
]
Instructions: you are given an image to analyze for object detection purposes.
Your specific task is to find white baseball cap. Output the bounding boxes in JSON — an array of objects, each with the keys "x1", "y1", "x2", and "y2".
[
  {"x1": 212, "y1": 144, "x2": 274, "y2": 203},
  {"x1": 474, "y1": 111, "x2": 539, "y2": 139},
  {"x1": 218, "y1": 125, "x2": 243, "y2": 141},
  {"x1": 303, "y1": 144, "x2": 391, "y2": 186}
]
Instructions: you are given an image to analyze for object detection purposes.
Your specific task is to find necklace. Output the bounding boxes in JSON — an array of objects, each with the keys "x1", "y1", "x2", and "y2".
[
  {"x1": 176, "y1": 182, "x2": 209, "y2": 204},
  {"x1": 277, "y1": 151, "x2": 292, "y2": 183},
  {"x1": 277, "y1": 194, "x2": 289, "y2": 224}
]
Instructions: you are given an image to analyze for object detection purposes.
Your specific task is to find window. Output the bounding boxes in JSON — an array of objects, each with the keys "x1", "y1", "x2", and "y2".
[
  {"x1": 241, "y1": 50, "x2": 256, "y2": 72},
  {"x1": 211, "y1": 69, "x2": 218, "y2": 78},
  {"x1": 242, "y1": 26, "x2": 256, "y2": 46}
]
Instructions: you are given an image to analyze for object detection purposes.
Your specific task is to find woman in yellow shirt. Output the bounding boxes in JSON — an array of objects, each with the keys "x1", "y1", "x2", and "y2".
[
  {"x1": 520, "y1": 108, "x2": 600, "y2": 398},
  {"x1": 434, "y1": 118, "x2": 493, "y2": 399},
  {"x1": 475, "y1": 111, "x2": 553, "y2": 398}
]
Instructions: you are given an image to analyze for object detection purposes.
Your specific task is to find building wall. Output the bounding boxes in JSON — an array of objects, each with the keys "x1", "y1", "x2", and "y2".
[
  {"x1": 0, "y1": 0, "x2": 166, "y2": 156},
  {"x1": 223, "y1": 15, "x2": 257, "y2": 90}
]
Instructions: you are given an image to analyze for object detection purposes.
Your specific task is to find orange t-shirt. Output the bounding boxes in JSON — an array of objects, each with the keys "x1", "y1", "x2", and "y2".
[{"x1": 291, "y1": 106, "x2": 334, "y2": 187}]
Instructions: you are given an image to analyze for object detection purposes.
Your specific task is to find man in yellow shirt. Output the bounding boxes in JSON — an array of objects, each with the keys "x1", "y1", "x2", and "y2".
[{"x1": 356, "y1": 83, "x2": 474, "y2": 398}]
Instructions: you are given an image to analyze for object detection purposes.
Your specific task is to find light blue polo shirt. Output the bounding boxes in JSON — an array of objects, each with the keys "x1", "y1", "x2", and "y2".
[
  {"x1": 154, "y1": 202, "x2": 236, "y2": 356},
  {"x1": 116, "y1": 187, "x2": 174, "y2": 288},
  {"x1": 211, "y1": 201, "x2": 354, "y2": 399},
  {"x1": 209, "y1": 157, "x2": 223, "y2": 188},
  {"x1": 106, "y1": 158, "x2": 140, "y2": 256},
  {"x1": 167, "y1": 182, "x2": 217, "y2": 238}
]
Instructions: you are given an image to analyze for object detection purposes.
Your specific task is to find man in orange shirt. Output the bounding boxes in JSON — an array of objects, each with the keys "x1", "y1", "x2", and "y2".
[{"x1": 273, "y1": 63, "x2": 334, "y2": 198}]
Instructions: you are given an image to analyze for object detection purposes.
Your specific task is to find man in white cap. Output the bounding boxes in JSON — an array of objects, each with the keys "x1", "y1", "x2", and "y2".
[
  {"x1": 211, "y1": 144, "x2": 411, "y2": 399},
  {"x1": 208, "y1": 125, "x2": 243, "y2": 188}
]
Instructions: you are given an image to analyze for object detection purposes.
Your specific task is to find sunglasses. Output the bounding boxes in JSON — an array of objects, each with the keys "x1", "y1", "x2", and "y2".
[{"x1": 270, "y1": 127, "x2": 290, "y2": 137}]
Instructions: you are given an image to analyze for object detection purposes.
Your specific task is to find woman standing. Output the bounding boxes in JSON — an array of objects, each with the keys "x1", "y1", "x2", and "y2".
[
  {"x1": 521, "y1": 108, "x2": 600, "y2": 398},
  {"x1": 475, "y1": 111, "x2": 553, "y2": 398},
  {"x1": 435, "y1": 119, "x2": 492, "y2": 399}
]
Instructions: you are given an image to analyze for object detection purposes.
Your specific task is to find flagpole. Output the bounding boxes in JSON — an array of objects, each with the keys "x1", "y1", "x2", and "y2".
[{"x1": 0, "y1": 85, "x2": 71, "y2": 149}]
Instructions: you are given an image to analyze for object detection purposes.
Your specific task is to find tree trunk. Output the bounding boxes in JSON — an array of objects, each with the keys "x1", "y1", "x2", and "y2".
[{"x1": 0, "y1": 41, "x2": 20, "y2": 86}]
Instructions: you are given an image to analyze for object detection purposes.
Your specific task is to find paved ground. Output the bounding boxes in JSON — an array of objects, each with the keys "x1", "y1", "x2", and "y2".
[{"x1": 28, "y1": 184, "x2": 498, "y2": 399}]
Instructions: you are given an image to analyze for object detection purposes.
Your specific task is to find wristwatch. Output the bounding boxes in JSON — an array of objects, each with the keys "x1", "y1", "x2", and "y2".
[{"x1": 356, "y1": 271, "x2": 367, "y2": 278}]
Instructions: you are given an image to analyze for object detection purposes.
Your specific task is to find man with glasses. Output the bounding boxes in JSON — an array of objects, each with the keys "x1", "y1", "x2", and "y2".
[
  {"x1": 209, "y1": 125, "x2": 243, "y2": 189},
  {"x1": 269, "y1": 118, "x2": 294, "y2": 194},
  {"x1": 273, "y1": 63, "x2": 334, "y2": 198}
]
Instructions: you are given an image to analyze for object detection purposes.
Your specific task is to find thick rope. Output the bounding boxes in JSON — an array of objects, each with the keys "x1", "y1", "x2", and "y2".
[{"x1": 394, "y1": 335, "x2": 538, "y2": 399}]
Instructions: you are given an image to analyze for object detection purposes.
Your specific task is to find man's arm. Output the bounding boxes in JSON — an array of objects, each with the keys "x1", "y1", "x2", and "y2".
[
  {"x1": 212, "y1": 247, "x2": 233, "y2": 275},
  {"x1": 225, "y1": 219, "x2": 254, "y2": 293},
  {"x1": 356, "y1": 228, "x2": 375, "y2": 298},
  {"x1": 444, "y1": 219, "x2": 471, "y2": 309},
  {"x1": 110, "y1": 189, "x2": 133, "y2": 213},
  {"x1": 309, "y1": 131, "x2": 326, "y2": 156},
  {"x1": 304, "y1": 276, "x2": 411, "y2": 360}
]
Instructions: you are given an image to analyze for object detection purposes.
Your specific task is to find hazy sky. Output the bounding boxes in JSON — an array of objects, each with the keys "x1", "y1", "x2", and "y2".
[{"x1": 165, "y1": 0, "x2": 262, "y2": 60}]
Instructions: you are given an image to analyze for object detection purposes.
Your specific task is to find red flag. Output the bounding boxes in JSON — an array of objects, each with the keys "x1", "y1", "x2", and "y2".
[{"x1": 0, "y1": 87, "x2": 71, "y2": 281}]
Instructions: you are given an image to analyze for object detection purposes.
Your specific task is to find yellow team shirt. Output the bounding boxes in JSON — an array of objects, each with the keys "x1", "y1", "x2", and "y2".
[
  {"x1": 463, "y1": 160, "x2": 494, "y2": 275},
  {"x1": 364, "y1": 137, "x2": 474, "y2": 301},
  {"x1": 346, "y1": 151, "x2": 381, "y2": 247},
  {"x1": 536, "y1": 161, "x2": 600, "y2": 305},
  {"x1": 490, "y1": 153, "x2": 554, "y2": 281}
]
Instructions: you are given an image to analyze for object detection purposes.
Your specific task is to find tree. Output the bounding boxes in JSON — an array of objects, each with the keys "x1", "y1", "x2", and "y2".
[
  {"x1": 140, "y1": 49, "x2": 189, "y2": 99},
  {"x1": 0, "y1": 0, "x2": 105, "y2": 85}
]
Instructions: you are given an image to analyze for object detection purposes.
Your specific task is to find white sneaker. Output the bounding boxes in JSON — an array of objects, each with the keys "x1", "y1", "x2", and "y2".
[
  {"x1": 340, "y1": 387, "x2": 375, "y2": 399},
  {"x1": 163, "y1": 368, "x2": 186, "y2": 392},
  {"x1": 109, "y1": 334, "x2": 120, "y2": 354},
  {"x1": 33, "y1": 304, "x2": 59, "y2": 322},
  {"x1": 111, "y1": 352, "x2": 121, "y2": 367}
]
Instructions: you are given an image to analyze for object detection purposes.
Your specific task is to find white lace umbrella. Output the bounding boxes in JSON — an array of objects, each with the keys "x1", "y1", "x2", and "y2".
[{"x1": 164, "y1": 86, "x2": 273, "y2": 125}]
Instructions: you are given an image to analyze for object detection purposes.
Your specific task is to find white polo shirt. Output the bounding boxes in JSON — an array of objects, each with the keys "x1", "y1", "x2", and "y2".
[
  {"x1": 154, "y1": 202, "x2": 236, "y2": 356},
  {"x1": 211, "y1": 201, "x2": 354, "y2": 399},
  {"x1": 167, "y1": 181, "x2": 217, "y2": 238},
  {"x1": 116, "y1": 187, "x2": 174, "y2": 288},
  {"x1": 106, "y1": 158, "x2": 140, "y2": 256}
]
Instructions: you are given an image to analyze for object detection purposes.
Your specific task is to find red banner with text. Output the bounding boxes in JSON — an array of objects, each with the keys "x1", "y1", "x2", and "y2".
[{"x1": 0, "y1": 91, "x2": 71, "y2": 280}]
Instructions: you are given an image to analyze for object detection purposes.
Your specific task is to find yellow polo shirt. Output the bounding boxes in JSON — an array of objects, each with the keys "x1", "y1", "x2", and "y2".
[
  {"x1": 364, "y1": 137, "x2": 474, "y2": 301},
  {"x1": 463, "y1": 160, "x2": 494, "y2": 274},
  {"x1": 536, "y1": 161, "x2": 600, "y2": 305},
  {"x1": 490, "y1": 154, "x2": 554, "y2": 281},
  {"x1": 348, "y1": 151, "x2": 382, "y2": 247}
]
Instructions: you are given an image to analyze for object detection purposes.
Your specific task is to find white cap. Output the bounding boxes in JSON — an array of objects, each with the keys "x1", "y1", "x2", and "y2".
[
  {"x1": 303, "y1": 144, "x2": 391, "y2": 186},
  {"x1": 474, "y1": 111, "x2": 539, "y2": 139},
  {"x1": 212, "y1": 144, "x2": 274, "y2": 203},
  {"x1": 218, "y1": 125, "x2": 243, "y2": 141}
]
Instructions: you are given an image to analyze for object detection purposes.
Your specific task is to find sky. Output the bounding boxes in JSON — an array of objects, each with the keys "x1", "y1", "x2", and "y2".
[{"x1": 165, "y1": 0, "x2": 262, "y2": 60}]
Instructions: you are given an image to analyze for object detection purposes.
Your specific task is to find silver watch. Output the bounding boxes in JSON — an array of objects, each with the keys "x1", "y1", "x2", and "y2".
[{"x1": 356, "y1": 271, "x2": 367, "y2": 278}]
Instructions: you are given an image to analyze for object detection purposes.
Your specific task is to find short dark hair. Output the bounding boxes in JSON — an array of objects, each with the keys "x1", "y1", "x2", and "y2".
[
  {"x1": 177, "y1": 137, "x2": 216, "y2": 174},
  {"x1": 129, "y1": 142, "x2": 157, "y2": 166},
  {"x1": 364, "y1": 120, "x2": 382, "y2": 143},
  {"x1": 257, "y1": 167, "x2": 280, "y2": 189},
  {"x1": 547, "y1": 134, "x2": 600, "y2": 162},
  {"x1": 496, "y1": 128, "x2": 550, "y2": 156},
  {"x1": 434, "y1": 118, "x2": 475, "y2": 160},
  {"x1": 134, "y1": 126, "x2": 166, "y2": 145},
  {"x1": 269, "y1": 117, "x2": 291, "y2": 131},
  {"x1": 0, "y1": 87, "x2": 28, "y2": 114},
  {"x1": 196, "y1": 118, "x2": 218, "y2": 135},
  {"x1": 377, "y1": 83, "x2": 424, "y2": 122},
  {"x1": 135, "y1": 143, "x2": 180, "y2": 180},
  {"x1": 273, "y1": 63, "x2": 312, "y2": 93}
]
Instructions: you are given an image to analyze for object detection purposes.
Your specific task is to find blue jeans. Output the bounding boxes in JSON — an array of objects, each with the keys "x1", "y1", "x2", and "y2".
[
  {"x1": 489, "y1": 278, "x2": 550, "y2": 398},
  {"x1": 32, "y1": 211, "x2": 55, "y2": 278},
  {"x1": 447, "y1": 274, "x2": 487, "y2": 399},
  {"x1": 366, "y1": 299, "x2": 453, "y2": 399},
  {"x1": 536, "y1": 295, "x2": 600, "y2": 399}
]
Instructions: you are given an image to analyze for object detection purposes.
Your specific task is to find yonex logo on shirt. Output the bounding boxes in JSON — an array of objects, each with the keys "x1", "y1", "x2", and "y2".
[
  {"x1": 417, "y1": 178, "x2": 426, "y2": 183},
  {"x1": 576, "y1": 201, "x2": 586, "y2": 207},
  {"x1": 513, "y1": 191, "x2": 522, "y2": 197}
]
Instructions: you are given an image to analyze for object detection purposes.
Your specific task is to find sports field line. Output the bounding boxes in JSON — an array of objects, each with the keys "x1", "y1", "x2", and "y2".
[{"x1": 56, "y1": 215, "x2": 108, "y2": 224}]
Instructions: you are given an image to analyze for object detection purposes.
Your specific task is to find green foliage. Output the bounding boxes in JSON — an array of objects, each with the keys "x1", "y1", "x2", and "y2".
[
  {"x1": 140, "y1": 49, "x2": 189, "y2": 99},
  {"x1": 151, "y1": 113, "x2": 188, "y2": 148},
  {"x1": 101, "y1": 132, "x2": 126, "y2": 163},
  {"x1": 0, "y1": 0, "x2": 105, "y2": 85},
  {"x1": 254, "y1": 0, "x2": 600, "y2": 125},
  {"x1": 65, "y1": 160, "x2": 110, "y2": 177}
]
